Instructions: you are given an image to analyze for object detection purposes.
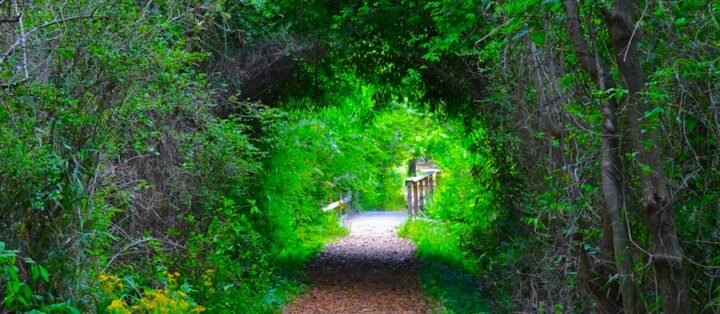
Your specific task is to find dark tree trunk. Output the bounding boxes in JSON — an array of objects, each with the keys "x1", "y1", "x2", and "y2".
[
  {"x1": 563, "y1": 1, "x2": 643, "y2": 313},
  {"x1": 575, "y1": 233, "x2": 622, "y2": 314},
  {"x1": 605, "y1": 0, "x2": 691, "y2": 312}
]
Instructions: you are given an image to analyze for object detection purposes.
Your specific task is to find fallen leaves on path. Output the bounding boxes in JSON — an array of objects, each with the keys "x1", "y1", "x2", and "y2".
[{"x1": 284, "y1": 211, "x2": 435, "y2": 314}]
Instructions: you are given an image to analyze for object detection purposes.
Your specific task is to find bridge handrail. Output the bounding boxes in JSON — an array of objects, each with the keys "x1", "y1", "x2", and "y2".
[
  {"x1": 322, "y1": 193, "x2": 352, "y2": 212},
  {"x1": 405, "y1": 170, "x2": 440, "y2": 183},
  {"x1": 405, "y1": 170, "x2": 440, "y2": 216}
]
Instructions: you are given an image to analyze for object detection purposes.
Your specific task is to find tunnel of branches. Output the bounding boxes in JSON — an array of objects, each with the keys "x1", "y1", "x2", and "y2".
[{"x1": 0, "y1": 1, "x2": 719, "y2": 313}]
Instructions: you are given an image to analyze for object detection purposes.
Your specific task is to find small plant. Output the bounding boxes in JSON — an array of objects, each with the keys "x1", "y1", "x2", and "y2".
[
  {"x1": 98, "y1": 270, "x2": 204, "y2": 314},
  {"x1": 0, "y1": 241, "x2": 79, "y2": 313}
]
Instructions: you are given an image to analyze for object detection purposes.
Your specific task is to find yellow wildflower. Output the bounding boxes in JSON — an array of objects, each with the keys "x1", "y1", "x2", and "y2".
[
  {"x1": 99, "y1": 273, "x2": 124, "y2": 294},
  {"x1": 132, "y1": 288, "x2": 204, "y2": 313},
  {"x1": 201, "y1": 269, "x2": 214, "y2": 290},
  {"x1": 106, "y1": 299, "x2": 131, "y2": 314},
  {"x1": 164, "y1": 270, "x2": 181, "y2": 284}
]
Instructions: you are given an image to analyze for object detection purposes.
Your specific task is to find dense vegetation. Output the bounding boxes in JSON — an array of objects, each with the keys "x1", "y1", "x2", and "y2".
[{"x1": 1, "y1": 0, "x2": 718, "y2": 313}]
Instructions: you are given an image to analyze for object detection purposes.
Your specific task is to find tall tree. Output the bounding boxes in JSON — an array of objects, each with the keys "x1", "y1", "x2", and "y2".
[
  {"x1": 605, "y1": 0, "x2": 691, "y2": 312},
  {"x1": 563, "y1": 1, "x2": 642, "y2": 312}
]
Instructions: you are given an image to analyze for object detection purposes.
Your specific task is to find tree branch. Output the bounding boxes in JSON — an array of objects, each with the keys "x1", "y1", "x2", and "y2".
[{"x1": 0, "y1": 15, "x2": 19, "y2": 23}]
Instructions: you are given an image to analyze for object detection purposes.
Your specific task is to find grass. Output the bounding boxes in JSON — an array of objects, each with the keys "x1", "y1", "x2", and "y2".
[{"x1": 400, "y1": 219, "x2": 492, "y2": 314}]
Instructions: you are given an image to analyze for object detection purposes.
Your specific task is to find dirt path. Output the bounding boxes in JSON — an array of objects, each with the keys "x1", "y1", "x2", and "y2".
[{"x1": 284, "y1": 211, "x2": 434, "y2": 313}]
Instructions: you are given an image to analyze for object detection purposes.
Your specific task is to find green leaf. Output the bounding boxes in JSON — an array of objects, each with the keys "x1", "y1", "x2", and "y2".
[
  {"x1": 673, "y1": 17, "x2": 687, "y2": 27},
  {"x1": 9, "y1": 278, "x2": 20, "y2": 293},
  {"x1": 21, "y1": 284, "x2": 32, "y2": 302},
  {"x1": 39, "y1": 265, "x2": 49, "y2": 282},
  {"x1": 57, "y1": 48, "x2": 76, "y2": 58},
  {"x1": 7, "y1": 265, "x2": 19, "y2": 281},
  {"x1": 608, "y1": 87, "x2": 629, "y2": 100},
  {"x1": 530, "y1": 32, "x2": 545, "y2": 45},
  {"x1": 30, "y1": 265, "x2": 39, "y2": 283},
  {"x1": 422, "y1": 51, "x2": 440, "y2": 62},
  {"x1": 640, "y1": 163, "x2": 653, "y2": 175},
  {"x1": 643, "y1": 106, "x2": 665, "y2": 119},
  {"x1": 5, "y1": 286, "x2": 14, "y2": 307}
]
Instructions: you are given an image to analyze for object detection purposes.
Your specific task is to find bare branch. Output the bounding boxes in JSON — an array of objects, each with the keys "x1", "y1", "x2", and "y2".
[
  {"x1": 1, "y1": 14, "x2": 105, "y2": 64},
  {"x1": 0, "y1": 15, "x2": 19, "y2": 23},
  {"x1": 12, "y1": 0, "x2": 28, "y2": 80}
]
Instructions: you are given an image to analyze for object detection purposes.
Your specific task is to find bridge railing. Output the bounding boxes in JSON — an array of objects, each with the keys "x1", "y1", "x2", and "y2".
[
  {"x1": 405, "y1": 170, "x2": 439, "y2": 216},
  {"x1": 322, "y1": 192, "x2": 353, "y2": 213}
]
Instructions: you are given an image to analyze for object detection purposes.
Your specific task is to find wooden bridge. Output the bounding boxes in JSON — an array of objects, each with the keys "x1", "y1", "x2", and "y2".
[{"x1": 321, "y1": 167, "x2": 440, "y2": 217}]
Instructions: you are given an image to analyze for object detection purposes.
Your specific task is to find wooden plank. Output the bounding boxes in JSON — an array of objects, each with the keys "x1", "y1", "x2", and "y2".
[
  {"x1": 412, "y1": 181, "x2": 419, "y2": 214},
  {"x1": 322, "y1": 200, "x2": 343, "y2": 212},
  {"x1": 406, "y1": 181, "x2": 413, "y2": 214},
  {"x1": 321, "y1": 193, "x2": 352, "y2": 212},
  {"x1": 405, "y1": 174, "x2": 430, "y2": 183},
  {"x1": 418, "y1": 178, "x2": 425, "y2": 211}
]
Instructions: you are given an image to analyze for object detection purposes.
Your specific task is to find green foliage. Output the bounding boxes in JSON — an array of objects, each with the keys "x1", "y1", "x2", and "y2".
[
  {"x1": 401, "y1": 214, "x2": 494, "y2": 314},
  {"x1": 1, "y1": 0, "x2": 316, "y2": 312},
  {"x1": 2, "y1": 0, "x2": 719, "y2": 312},
  {"x1": 0, "y1": 242, "x2": 79, "y2": 313}
]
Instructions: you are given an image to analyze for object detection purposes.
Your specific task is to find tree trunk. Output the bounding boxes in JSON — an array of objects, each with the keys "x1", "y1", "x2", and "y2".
[
  {"x1": 408, "y1": 158, "x2": 417, "y2": 177},
  {"x1": 575, "y1": 233, "x2": 622, "y2": 314},
  {"x1": 563, "y1": 1, "x2": 643, "y2": 313},
  {"x1": 605, "y1": 0, "x2": 691, "y2": 312}
]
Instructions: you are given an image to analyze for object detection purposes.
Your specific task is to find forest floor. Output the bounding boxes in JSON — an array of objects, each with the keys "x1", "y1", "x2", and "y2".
[{"x1": 284, "y1": 211, "x2": 436, "y2": 313}]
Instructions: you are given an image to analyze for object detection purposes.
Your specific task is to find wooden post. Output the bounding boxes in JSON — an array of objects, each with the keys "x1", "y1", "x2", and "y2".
[
  {"x1": 429, "y1": 174, "x2": 434, "y2": 197},
  {"x1": 412, "y1": 181, "x2": 419, "y2": 215},
  {"x1": 406, "y1": 181, "x2": 413, "y2": 215},
  {"x1": 425, "y1": 177, "x2": 430, "y2": 204},
  {"x1": 424, "y1": 177, "x2": 430, "y2": 206},
  {"x1": 418, "y1": 179, "x2": 425, "y2": 211}
]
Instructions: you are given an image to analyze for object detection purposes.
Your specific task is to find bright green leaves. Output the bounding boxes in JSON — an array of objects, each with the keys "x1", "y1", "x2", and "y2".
[
  {"x1": 421, "y1": 0, "x2": 481, "y2": 58},
  {"x1": 26, "y1": 259, "x2": 50, "y2": 284},
  {"x1": 0, "y1": 242, "x2": 60, "y2": 312},
  {"x1": 606, "y1": 87, "x2": 629, "y2": 100},
  {"x1": 401, "y1": 68, "x2": 423, "y2": 87},
  {"x1": 640, "y1": 163, "x2": 654, "y2": 175},
  {"x1": 564, "y1": 102, "x2": 601, "y2": 125},
  {"x1": 503, "y1": 0, "x2": 539, "y2": 16},
  {"x1": 57, "y1": 48, "x2": 77, "y2": 59},
  {"x1": 673, "y1": 17, "x2": 688, "y2": 27}
]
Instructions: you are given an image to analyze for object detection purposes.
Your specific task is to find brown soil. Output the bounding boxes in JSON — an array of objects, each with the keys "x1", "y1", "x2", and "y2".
[{"x1": 284, "y1": 211, "x2": 435, "y2": 314}]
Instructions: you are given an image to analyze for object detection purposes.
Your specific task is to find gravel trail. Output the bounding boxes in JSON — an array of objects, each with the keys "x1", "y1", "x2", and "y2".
[{"x1": 284, "y1": 211, "x2": 433, "y2": 313}]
